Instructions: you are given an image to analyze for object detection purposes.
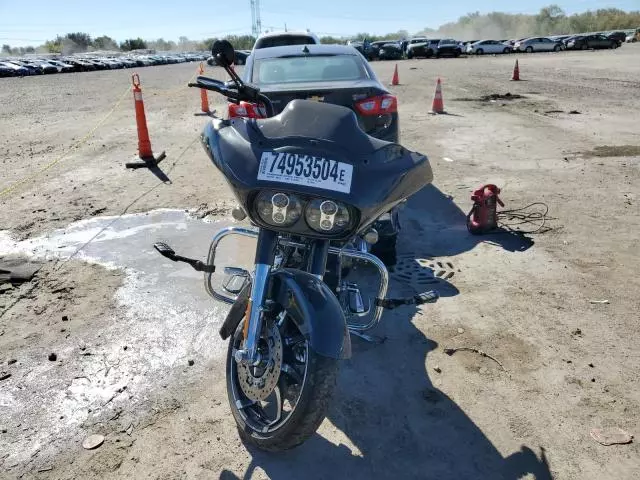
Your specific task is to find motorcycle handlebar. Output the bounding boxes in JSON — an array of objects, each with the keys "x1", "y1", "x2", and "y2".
[{"x1": 188, "y1": 75, "x2": 275, "y2": 118}]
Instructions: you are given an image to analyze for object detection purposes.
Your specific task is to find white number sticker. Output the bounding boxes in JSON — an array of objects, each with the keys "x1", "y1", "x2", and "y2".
[{"x1": 257, "y1": 152, "x2": 353, "y2": 194}]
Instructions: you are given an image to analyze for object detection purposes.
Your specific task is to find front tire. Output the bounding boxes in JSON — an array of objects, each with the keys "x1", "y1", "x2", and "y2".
[
  {"x1": 476, "y1": 48, "x2": 484, "y2": 55},
  {"x1": 526, "y1": 46, "x2": 533, "y2": 53},
  {"x1": 226, "y1": 317, "x2": 339, "y2": 452}
]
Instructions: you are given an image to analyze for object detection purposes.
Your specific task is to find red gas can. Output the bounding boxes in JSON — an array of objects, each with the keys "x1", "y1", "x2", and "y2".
[{"x1": 467, "y1": 184, "x2": 504, "y2": 234}]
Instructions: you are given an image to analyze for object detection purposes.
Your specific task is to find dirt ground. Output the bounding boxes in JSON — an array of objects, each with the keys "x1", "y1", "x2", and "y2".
[{"x1": 1, "y1": 45, "x2": 639, "y2": 479}]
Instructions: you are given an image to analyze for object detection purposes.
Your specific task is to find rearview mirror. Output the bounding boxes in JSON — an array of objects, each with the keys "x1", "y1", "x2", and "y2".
[{"x1": 212, "y1": 40, "x2": 235, "y2": 67}]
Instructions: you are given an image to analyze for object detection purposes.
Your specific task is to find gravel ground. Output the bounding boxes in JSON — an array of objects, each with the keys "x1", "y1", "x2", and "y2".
[{"x1": 1, "y1": 45, "x2": 639, "y2": 479}]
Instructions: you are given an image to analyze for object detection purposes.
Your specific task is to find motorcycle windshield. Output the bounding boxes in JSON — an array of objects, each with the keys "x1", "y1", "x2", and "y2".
[{"x1": 203, "y1": 99, "x2": 433, "y2": 230}]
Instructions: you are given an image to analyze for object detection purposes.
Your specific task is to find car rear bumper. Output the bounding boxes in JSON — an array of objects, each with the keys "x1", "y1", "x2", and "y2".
[{"x1": 365, "y1": 114, "x2": 399, "y2": 143}]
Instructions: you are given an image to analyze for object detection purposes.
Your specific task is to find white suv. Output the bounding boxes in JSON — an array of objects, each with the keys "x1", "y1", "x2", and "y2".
[{"x1": 253, "y1": 31, "x2": 320, "y2": 50}]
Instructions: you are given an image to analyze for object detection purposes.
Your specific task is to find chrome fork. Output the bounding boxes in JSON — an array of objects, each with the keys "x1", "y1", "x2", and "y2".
[{"x1": 234, "y1": 262, "x2": 270, "y2": 365}]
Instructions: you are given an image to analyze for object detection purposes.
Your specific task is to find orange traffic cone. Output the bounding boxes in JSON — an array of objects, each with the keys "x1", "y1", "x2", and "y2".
[
  {"x1": 431, "y1": 78, "x2": 445, "y2": 114},
  {"x1": 126, "y1": 74, "x2": 165, "y2": 169},
  {"x1": 199, "y1": 63, "x2": 210, "y2": 113},
  {"x1": 511, "y1": 59, "x2": 520, "y2": 81},
  {"x1": 391, "y1": 64, "x2": 399, "y2": 86}
]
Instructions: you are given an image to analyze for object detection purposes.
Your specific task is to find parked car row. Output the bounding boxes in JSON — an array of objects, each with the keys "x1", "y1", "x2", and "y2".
[
  {"x1": 0, "y1": 52, "x2": 208, "y2": 77},
  {"x1": 344, "y1": 28, "x2": 633, "y2": 62}
]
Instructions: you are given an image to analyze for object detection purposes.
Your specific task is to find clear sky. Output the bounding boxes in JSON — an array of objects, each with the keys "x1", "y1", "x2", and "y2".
[{"x1": 1, "y1": 0, "x2": 638, "y2": 46}]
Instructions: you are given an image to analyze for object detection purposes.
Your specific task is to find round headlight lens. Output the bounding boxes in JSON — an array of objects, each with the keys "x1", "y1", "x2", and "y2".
[
  {"x1": 255, "y1": 191, "x2": 302, "y2": 227},
  {"x1": 305, "y1": 198, "x2": 351, "y2": 234}
]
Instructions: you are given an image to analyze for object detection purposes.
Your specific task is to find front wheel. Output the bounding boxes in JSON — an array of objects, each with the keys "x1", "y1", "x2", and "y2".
[
  {"x1": 503, "y1": 47, "x2": 510, "y2": 54},
  {"x1": 554, "y1": 45, "x2": 561, "y2": 52},
  {"x1": 226, "y1": 315, "x2": 339, "y2": 452},
  {"x1": 476, "y1": 48, "x2": 484, "y2": 55},
  {"x1": 525, "y1": 46, "x2": 533, "y2": 53}
]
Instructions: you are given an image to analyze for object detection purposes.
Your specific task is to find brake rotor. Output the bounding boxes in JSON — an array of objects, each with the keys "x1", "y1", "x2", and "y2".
[{"x1": 237, "y1": 321, "x2": 283, "y2": 402}]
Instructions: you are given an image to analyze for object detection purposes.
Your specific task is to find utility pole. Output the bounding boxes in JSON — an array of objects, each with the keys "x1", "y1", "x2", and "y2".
[{"x1": 250, "y1": 0, "x2": 262, "y2": 37}]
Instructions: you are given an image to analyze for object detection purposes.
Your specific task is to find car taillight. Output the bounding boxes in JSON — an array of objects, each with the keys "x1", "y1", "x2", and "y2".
[
  {"x1": 354, "y1": 94, "x2": 398, "y2": 116},
  {"x1": 227, "y1": 101, "x2": 266, "y2": 119}
]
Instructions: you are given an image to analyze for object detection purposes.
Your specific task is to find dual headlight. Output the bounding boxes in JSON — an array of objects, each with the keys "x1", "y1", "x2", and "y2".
[{"x1": 255, "y1": 191, "x2": 352, "y2": 235}]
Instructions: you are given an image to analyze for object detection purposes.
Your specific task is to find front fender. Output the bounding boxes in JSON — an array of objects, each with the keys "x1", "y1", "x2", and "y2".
[
  {"x1": 218, "y1": 269, "x2": 350, "y2": 359},
  {"x1": 271, "y1": 269, "x2": 350, "y2": 359}
]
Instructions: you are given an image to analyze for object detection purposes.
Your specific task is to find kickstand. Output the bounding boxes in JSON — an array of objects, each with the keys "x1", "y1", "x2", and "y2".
[
  {"x1": 125, "y1": 151, "x2": 166, "y2": 169},
  {"x1": 349, "y1": 329, "x2": 387, "y2": 344}
]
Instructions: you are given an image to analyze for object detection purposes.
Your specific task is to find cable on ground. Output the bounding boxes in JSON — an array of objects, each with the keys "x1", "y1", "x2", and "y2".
[{"x1": 497, "y1": 202, "x2": 552, "y2": 234}]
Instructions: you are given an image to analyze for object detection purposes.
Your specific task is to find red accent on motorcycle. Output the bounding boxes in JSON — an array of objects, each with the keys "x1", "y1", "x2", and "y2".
[
  {"x1": 354, "y1": 94, "x2": 398, "y2": 116},
  {"x1": 227, "y1": 101, "x2": 266, "y2": 119}
]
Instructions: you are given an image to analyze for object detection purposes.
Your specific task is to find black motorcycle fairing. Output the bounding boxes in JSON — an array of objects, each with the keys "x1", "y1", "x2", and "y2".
[
  {"x1": 218, "y1": 268, "x2": 351, "y2": 359},
  {"x1": 258, "y1": 100, "x2": 391, "y2": 156},
  {"x1": 200, "y1": 100, "x2": 433, "y2": 236}
]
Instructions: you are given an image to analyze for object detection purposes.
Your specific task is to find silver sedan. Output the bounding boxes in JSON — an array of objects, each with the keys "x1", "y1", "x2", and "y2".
[
  {"x1": 513, "y1": 37, "x2": 564, "y2": 53},
  {"x1": 466, "y1": 40, "x2": 512, "y2": 55}
]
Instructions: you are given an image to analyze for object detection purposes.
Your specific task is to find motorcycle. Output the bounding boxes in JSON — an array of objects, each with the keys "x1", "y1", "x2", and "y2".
[{"x1": 154, "y1": 40, "x2": 439, "y2": 451}]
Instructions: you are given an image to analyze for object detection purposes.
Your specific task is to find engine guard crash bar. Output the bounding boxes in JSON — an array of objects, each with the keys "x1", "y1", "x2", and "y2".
[{"x1": 204, "y1": 225, "x2": 389, "y2": 332}]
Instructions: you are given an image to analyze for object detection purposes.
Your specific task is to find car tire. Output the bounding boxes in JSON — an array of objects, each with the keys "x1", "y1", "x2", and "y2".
[
  {"x1": 503, "y1": 47, "x2": 510, "y2": 54},
  {"x1": 407, "y1": 51, "x2": 413, "y2": 59},
  {"x1": 426, "y1": 50, "x2": 433, "y2": 58},
  {"x1": 525, "y1": 46, "x2": 533, "y2": 53},
  {"x1": 554, "y1": 45, "x2": 561, "y2": 52},
  {"x1": 476, "y1": 48, "x2": 484, "y2": 55},
  {"x1": 581, "y1": 44, "x2": 588, "y2": 50}
]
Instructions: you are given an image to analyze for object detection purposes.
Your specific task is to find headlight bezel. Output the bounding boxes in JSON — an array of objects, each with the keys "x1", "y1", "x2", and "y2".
[{"x1": 248, "y1": 189, "x2": 359, "y2": 239}]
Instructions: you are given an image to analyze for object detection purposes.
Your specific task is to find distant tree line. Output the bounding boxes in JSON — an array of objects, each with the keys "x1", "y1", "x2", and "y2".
[
  {"x1": 1, "y1": 5, "x2": 638, "y2": 56},
  {"x1": 422, "y1": 6, "x2": 640, "y2": 41}
]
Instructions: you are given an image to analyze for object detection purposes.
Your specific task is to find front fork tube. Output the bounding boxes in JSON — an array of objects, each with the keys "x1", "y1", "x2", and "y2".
[
  {"x1": 235, "y1": 229, "x2": 277, "y2": 366},
  {"x1": 309, "y1": 240, "x2": 330, "y2": 279}
]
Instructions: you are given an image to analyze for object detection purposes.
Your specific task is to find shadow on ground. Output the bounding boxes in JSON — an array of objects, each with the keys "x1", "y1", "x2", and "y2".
[
  {"x1": 217, "y1": 184, "x2": 548, "y2": 479},
  {"x1": 402, "y1": 184, "x2": 534, "y2": 255}
]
